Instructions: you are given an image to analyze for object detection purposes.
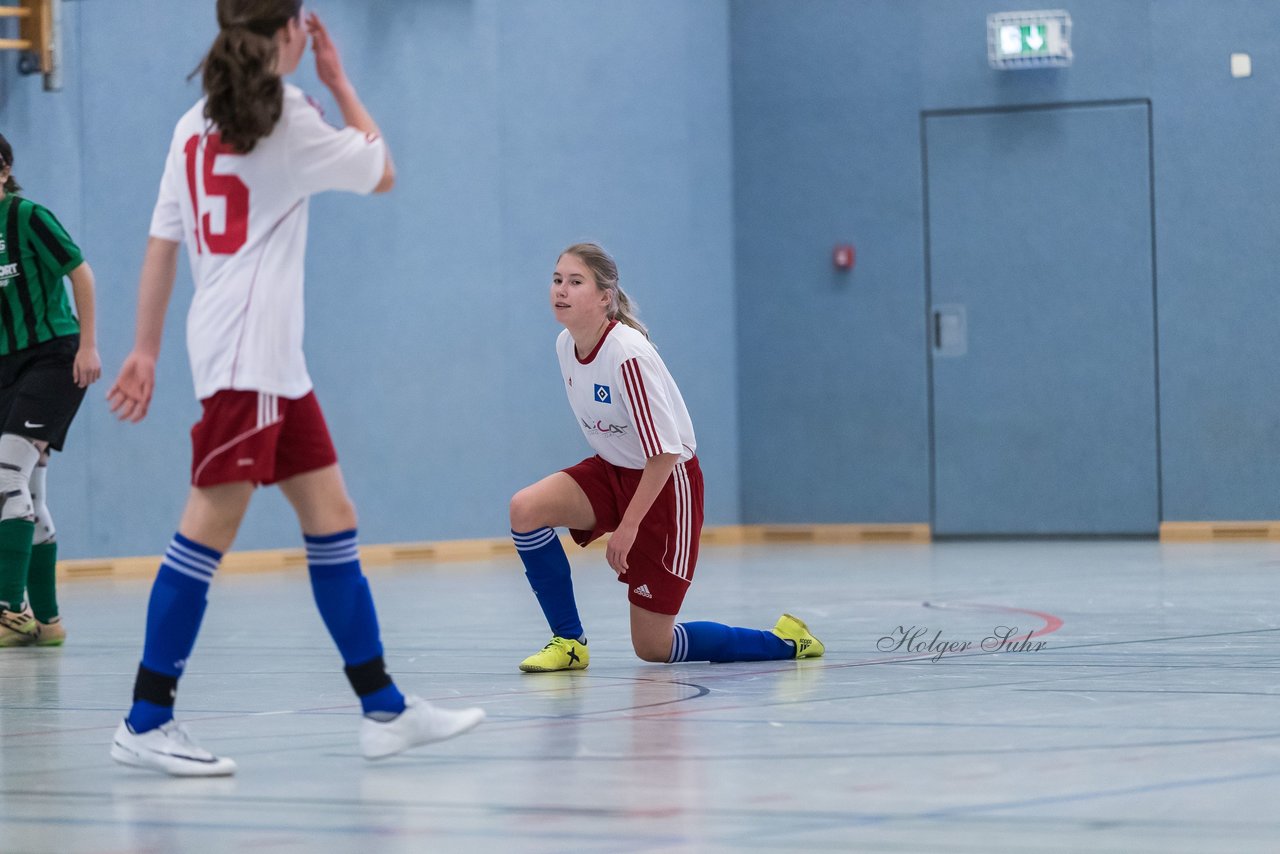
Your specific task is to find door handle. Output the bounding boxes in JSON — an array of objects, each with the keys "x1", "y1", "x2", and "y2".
[{"x1": 932, "y1": 305, "x2": 967, "y2": 357}]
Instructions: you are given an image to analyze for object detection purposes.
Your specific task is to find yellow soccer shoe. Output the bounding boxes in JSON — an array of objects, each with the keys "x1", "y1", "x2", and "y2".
[
  {"x1": 519, "y1": 637, "x2": 589, "y2": 672},
  {"x1": 771, "y1": 613, "x2": 825, "y2": 659}
]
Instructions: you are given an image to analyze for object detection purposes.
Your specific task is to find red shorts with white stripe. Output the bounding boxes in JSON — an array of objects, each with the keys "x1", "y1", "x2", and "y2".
[
  {"x1": 190, "y1": 390, "x2": 338, "y2": 487},
  {"x1": 563, "y1": 454, "x2": 704, "y2": 616}
]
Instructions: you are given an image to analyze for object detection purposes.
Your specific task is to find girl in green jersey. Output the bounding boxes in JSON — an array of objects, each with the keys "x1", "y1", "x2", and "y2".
[{"x1": 0, "y1": 132, "x2": 101, "y2": 647}]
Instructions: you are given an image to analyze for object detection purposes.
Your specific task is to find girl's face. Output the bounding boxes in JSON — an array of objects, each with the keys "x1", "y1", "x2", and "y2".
[
  {"x1": 551, "y1": 253, "x2": 610, "y2": 327},
  {"x1": 276, "y1": 8, "x2": 307, "y2": 75}
]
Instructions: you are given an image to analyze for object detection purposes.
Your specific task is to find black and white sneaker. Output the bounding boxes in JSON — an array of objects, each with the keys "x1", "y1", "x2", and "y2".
[{"x1": 110, "y1": 719, "x2": 237, "y2": 777}]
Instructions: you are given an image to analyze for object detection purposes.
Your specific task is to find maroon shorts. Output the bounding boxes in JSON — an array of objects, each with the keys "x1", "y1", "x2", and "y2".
[
  {"x1": 562, "y1": 454, "x2": 704, "y2": 615},
  {"x1": 190, "y1": 390, "x2": 337, "y2": 487}
]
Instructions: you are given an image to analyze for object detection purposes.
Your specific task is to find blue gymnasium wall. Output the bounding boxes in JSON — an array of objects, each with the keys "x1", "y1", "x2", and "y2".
[
  {"x1": 3, "y1": 1, "x2": 1277, "y2": 557},
  {"x1": 732, "y1": 0, "x2": 1280, "y2": 527},
  {"x1": 0, "y1": 0, "x2": 738, "y2": 558},
  {"x1": 1152, "y1": 1, "x2": 1280, "y2": 521}
]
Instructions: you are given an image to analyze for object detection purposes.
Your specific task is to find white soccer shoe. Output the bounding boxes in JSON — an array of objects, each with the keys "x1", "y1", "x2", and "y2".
[
  {"x1": 110, "y1": 719, "x2": 237, "y2": 777},
  {"x1": 360, "y1": 695, "x2": 485, "y2": 760}
]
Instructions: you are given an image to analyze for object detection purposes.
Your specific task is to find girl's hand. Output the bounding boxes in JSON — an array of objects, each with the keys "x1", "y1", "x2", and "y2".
[
  {"x1": 106, "y1": 352, "x2": 157, "y2": 423},
  {"x1": 307, "y1": 12, "x2": 350, "y2": 93},
  {"x1": 73, "y1": 345, "x2": 102, "y2": 388},
  {"x1": 606, "y1": 523, "x2": 638, "y2": 576}
]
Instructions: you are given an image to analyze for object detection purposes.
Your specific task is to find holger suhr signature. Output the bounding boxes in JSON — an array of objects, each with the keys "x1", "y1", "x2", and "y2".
[{"x1": 877, "y1": 625, "x2": 1047, "y2": 662}]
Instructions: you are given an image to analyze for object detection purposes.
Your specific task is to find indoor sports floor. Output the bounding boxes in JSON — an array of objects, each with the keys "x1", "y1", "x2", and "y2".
[{"x1": 3, "y1": 539, "x2": 1279, "y2": 853}]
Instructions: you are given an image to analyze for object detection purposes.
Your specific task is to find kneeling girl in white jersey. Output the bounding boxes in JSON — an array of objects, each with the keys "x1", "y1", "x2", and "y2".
[
  {"x1": 106, "y1": 0, "x2": 482, "y2": 777},
  {"x1": 510, "y1": 243, "x2": 825, "y2": 671}
]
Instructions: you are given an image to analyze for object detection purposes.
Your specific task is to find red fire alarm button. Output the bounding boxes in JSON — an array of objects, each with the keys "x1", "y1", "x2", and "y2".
[{"x1": 833, "y1": 243, "x2": 856, "y2": 270}]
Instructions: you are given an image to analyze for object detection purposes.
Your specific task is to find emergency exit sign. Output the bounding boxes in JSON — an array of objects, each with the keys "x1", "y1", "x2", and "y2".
[
  {"x1": 1003, "y1": 24, "x2": 1048, "y2": 56},
  {"x1": 988, "y1": 10, "x2": 1072, "y2": 69}
]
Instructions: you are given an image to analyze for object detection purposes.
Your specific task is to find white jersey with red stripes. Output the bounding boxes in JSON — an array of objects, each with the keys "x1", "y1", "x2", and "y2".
[
  {"x1": 149, "y1": 84, "x2": 386, "y2": 400},
  {"x1": 556, "y1": 321, "x2": 696, "y2": 469}
]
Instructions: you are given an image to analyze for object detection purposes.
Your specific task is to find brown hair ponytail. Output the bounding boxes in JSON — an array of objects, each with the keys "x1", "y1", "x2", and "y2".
[{"x1": 199, "y1": 0, "x2": 301, "y2": 153}]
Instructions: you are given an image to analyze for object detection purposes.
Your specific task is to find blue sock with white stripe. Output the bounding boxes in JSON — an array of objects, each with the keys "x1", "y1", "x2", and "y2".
[
  {"x1": 306, "y1": 529, "x2": 405, "y2": 717},
  {"x1": 127, "y1": 533, "x2": 220, "y2": 733},
  {"x1": 668, "y1": 621, "x2": 794, "y2": 663},
  {"x1": 513, "y1": 527, "x2": 585, "y2": 642}
]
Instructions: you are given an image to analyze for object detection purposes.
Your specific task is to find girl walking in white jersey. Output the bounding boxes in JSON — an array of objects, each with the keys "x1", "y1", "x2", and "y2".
[
  {"x1": 106, "y1": 0, "x2": 482, "y2": 777},
  {"x1": 510, "y1": 243, "x2": 824, "y2": 671}
]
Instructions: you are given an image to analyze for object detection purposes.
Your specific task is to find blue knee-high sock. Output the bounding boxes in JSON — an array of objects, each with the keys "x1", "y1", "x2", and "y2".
[
  {"x1": 306, "y1": 530, "x2": 405, "y2": 717},
  {"x1": 513, "y1": 528, "x2": 585, "y2": 642},
  {"x1": 127, "y1": 534, "x2": 220, "y2": 733},
  {"x1": 668, "y1": 621, "x2": 794, "y2": 663}
]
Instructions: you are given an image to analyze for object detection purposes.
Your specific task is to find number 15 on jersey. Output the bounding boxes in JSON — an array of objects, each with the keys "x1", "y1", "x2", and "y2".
[{"x1": 183, "y1": 133, "x2": 249, "y2": 256}]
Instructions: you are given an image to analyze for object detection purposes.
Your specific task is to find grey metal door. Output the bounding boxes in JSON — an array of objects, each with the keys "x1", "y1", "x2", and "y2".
[{"x1": 924, "y1": 101, "x2": 1159, "y2": 535}]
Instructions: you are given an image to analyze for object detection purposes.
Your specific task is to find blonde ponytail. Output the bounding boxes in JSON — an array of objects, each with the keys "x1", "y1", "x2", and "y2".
[
  {"x1": 561, "y1": 242, "x2": 651, "y2": 341},
  {"x1": 611, "y1": 286, "x2": 649, "y2": 340}
]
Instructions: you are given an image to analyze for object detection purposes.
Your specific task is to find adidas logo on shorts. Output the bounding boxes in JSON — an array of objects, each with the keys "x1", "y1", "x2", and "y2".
[{"x1": 633, "y1": 584, "x2": 653, "y2": 599}]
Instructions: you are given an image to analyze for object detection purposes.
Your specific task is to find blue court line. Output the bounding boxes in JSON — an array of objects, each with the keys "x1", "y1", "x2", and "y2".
[
  {"x1": 914, "y1": 766, "x2": 1280, "y2": 821},
  {"x1": 706, "y1": 767, "x2": 1280, "y2": 843},
  {"x1": 0, "y1": 811, "x2": 694, "y2": 848},
  {"x1": 567, "y1": 715, "x2": 1280, "y2": 734},
  {"x1": 12, "y1": 774, "x2": 1276, "y2": 847},
  {"x1": 1018, "y1": 687, "x2": 1280, "y2": 697},
  {"x1": 418, "y1": 727, "x2": 1280, "y2": 762}
]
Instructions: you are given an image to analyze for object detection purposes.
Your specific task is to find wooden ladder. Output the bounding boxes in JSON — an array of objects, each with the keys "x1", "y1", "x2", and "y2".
[{"x1": 0, "y1": 0, "x2": 55, "y2": 79}]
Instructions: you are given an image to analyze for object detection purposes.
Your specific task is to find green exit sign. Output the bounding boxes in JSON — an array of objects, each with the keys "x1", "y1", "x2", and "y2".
[
  {"x1": 1001, "y1": 24, "x2": 1049, "y2": 56},
  {"x1": 988, "y1": 10, "x2": 1072, "y2": 69}
]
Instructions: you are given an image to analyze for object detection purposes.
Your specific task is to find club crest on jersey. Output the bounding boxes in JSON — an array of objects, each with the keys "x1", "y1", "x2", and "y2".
[{"x1": 594, "y1": 384, "x2": 612, "y2": 404}]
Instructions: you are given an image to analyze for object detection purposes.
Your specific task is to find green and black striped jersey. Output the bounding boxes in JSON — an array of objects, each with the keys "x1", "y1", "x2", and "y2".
[{"x1": 0, "y1": 194, "x2": 83, "y2": 356}]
